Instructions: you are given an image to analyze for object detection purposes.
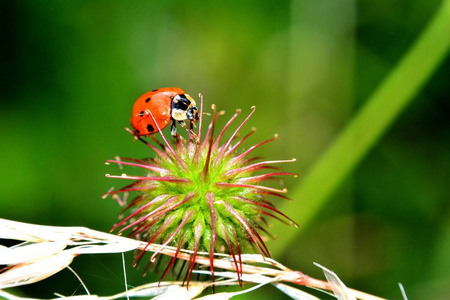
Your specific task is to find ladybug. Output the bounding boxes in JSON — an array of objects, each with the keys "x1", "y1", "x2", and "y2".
[{"x1": 131, "y1": 87, "x2": 199, "y2": 140}]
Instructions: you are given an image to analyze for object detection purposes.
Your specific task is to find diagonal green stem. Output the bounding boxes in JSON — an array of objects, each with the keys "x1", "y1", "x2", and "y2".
[{"x1": 272, "y1": 0, "x2": 450, "y2": 257}]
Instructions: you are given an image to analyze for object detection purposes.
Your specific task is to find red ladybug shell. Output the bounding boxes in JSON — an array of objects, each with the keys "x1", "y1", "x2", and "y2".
[{"x1": 131, "y1": 87, "x2": 186, "y2": 136}]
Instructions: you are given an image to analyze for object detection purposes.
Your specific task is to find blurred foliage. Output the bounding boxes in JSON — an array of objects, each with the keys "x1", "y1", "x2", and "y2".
[{"x1": 1, "y1": 0, "x2": 449, "y2": 299}]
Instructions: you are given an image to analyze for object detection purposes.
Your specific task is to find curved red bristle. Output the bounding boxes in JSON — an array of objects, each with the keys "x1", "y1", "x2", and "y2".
[
  {"x1": 128, "y1": 193, "x2": 196, "y2": 236},
  {"x1": 212, "y1": 109, "x2": 241, "y2": 152},
  {"x1": 228, "y1": 226, "x2": 243, "y2": 282},
  {"x1": 133, "y1": 218, "x2": 173, "y2": 265},
  {"x1": 216, "y1": 182, "x2": 287, "y2": 194},
  {"x1": 192, "y1": 94, "x2": 205, "y2": 165},
  {"x1": 219, "y1": 223, "x2": 242, "y2": 285},
  {"x1": 201, "y1": 106, "x2": 218, "y2": 179},
  {"x1": 225, "y1": 128, "x2": 256, "y2": 157},
  {"x1": 186, "y1": 221, "x2": 202, "y2": 287},
  {"x1": 224, "y1": 158, "x2": 296, "y2": 177},
  {"x1": 259, "y1": 210, "x2": 292, "y2": 226},
  {"x1": 206, "y1": 191, "x2": 216, "y2": 287},
  {"x1": 114, "y1": 157, "x2": 153, "y2": 165},
  {"x1": 159, "y1": 237, "x2": 185, "y2": 285},
  {"x1": 145, "y1": 109, "x2": 189, "y2": 171},
  {"x1": 116, "y1": 157, "x2": 171, "y2": 175},
  {"x1": 233, "y1": 195, "x2": 297, "y2": 226},
  {"x1": 133, "y1": 212, "x2": 181, "y2": 266},
  {"x1": 215, "y1": 106, "x2": 256, "y2": 163},
  {"x1": 120, "y1": 194, "x2": 147, "y2": 212},
  {"x1": 115, "y1": 195, "x2": 178, "y2": 233},
  {"x1": 104, "y1": 185, "x2": 156, "y2": 198},
  {"x1": 236, "y1": 172, "x2": 297, "y2": 183},
  {"x1": 106, "y1": 159, "x2": 170, "y2": 174},
  {"x1": 125, "y1": 128, "x2": 174, "y2": 163},
  {"x1": 220, "y1": 201, "x2": 269, "y2": 257},
  {"x1": 240, "y1": 156, "x2": 263, "y2": 164},
  {"x1": 130, "y1": 212, "x2": 166, "y2": 238},
  {"x1": 105, "y1": 174, "x2": 191, "y2": 183},
  {"x1": 254, "y1": 222, "x2": 276, "y2": 240},
  {"x1": 151, "y1": 210, "x2": 195, "y2": 262},
  {"x1": 197, "y1": 93, "x2": 204, "y2": 141},
  {"x1": 231, "y1": 134, "x2": 278, "y2": 163},
  {"x1": 201, "y1": 105, "x2": 219, "y2": 149},
  {"x1": 103, "y1": 181, "x2": 143, "y2": 199},
  {"x1": 251, "y1": 190, "x2": 292, "y2": 200}
]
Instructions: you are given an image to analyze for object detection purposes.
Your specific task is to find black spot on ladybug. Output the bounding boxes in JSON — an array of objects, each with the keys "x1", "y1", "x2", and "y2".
[
  {"x1": 151, "y1": 89, "x2": 159, "y2": 92},
  {"x1": 147, "y1": 124, "x2": 155, "y2": 132},
  {"x1": 145, "y1": 97, "x2": 151, "y2": 103},
  {"x1": 135, "y1": 129, "x2": 140, "y2": 134},
  {"x1": 139, "y1": 111, "x2": 144, "y2": 117}
]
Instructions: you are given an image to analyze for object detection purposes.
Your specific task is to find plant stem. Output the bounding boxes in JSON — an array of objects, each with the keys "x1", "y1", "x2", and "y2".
[
  {"x1": 272, "y1": 0, "x2": 450, "y2": 256},
  {"x1": 138, "y1": 242, "x2": 386, "y2": 300}
]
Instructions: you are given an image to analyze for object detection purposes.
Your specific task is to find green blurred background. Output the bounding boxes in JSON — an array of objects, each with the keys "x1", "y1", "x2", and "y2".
[{"x1": 1, "y1": 0, "x2": 449, "y2": 299}]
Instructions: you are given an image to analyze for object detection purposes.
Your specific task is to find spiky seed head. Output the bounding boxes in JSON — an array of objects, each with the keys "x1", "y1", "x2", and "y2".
[{"x1": 104, "y1": 102, "x2": 297, "y2": 285}]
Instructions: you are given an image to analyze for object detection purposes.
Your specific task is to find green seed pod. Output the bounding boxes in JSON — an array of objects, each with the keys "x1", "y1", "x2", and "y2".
[{"x1": 104, "y1": 104, "x2": 297, "y2": 285}]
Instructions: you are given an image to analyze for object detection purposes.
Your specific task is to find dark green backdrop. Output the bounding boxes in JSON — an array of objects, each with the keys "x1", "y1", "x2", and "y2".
[{"x1": 1, "y1": 0, "x2": 449, "y2": 299}]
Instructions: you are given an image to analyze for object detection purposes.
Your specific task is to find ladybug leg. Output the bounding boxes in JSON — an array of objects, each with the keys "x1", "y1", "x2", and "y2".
[
  {"x1": 170, "y1": 119, "x2": 177, "y2": 137},
  {"x1": 171, "y1": 118, "x2": 185, "y2": 143},
  {"x1": 178, "y1": 120, "x2": 199, "y2": 143},
  {"x1": 149, "y1": 134, "x2": 166, "y2": 150}
]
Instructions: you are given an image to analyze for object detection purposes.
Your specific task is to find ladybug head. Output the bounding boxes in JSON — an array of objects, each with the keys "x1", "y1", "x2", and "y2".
[
  {"x1": 171, "y1": 94, "x2": 199, "y2": 123},
  {"x1": 186, "y1": 105, "x2": 199, "y2": 122}
]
